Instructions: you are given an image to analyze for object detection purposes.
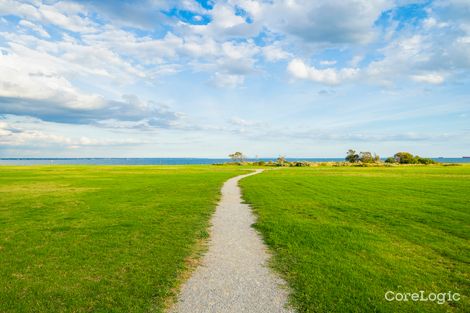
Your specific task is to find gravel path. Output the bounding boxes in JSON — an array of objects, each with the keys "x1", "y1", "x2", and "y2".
[{"x1": 170, "y1": 170, "x2": 293, "y2": 313}]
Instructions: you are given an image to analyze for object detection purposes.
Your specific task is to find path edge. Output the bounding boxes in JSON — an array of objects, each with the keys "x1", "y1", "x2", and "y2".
[
  {"x1": 163, "y1": 169, "x2": 261, "y2": 313},
  {"x1": 238, "y1": 168, "x2": 295, "y2": 311}
]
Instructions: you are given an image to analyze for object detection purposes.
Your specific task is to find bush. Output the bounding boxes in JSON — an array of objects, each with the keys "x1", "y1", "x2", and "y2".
[
  {"x1": 394, "y1": 152, "x2": 417, "y2": 164},
  {"x1": 415, "y1": 157, "x2": 436, "y2": 165},
  {"x1": 387, "y1": 152, "x2": 436, "y2": 165},
  {"x1": 359, "y1": 152, "x2": 373, "y2": 163},
  {"x1": 347, "y1": 150, "x2": 380, "y2": 163},
  {"x1": 276, "y1": 156, "x2": 287, "y2": 166},
  {"x1": 292, "y1": 161, "x2": 310, "y2": 167},
  {"x1": 359, "y1": 152, "x2": 380, "y2": 163},
  {"x1": 346, "y1": 149, "x2": 360, "y2": 163}
]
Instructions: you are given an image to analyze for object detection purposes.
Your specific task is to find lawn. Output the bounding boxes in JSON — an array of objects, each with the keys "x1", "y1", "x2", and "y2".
[
  {"x1": 0, "y1": 165, "x2": 243, "y2": 313},
  {"x1": 240, "y1": 165, "x2": 470, "y2": 313}
]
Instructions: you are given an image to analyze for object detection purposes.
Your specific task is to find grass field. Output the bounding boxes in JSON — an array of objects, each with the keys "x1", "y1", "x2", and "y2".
[
  {"x1": 0, "y1": 165, "x2": 243, "y2": 313},
  {"x1": 240, "y1": 165, "x2": 470, "y2": 313}
]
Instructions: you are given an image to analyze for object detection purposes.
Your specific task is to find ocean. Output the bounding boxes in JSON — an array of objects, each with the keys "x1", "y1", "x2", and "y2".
[{"x1": 0, "y1": 158, "x2": 468, "y2": 165}]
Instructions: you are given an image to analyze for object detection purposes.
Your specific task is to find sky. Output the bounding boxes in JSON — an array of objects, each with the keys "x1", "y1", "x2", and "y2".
[{"x1": 0, "y1": 0, "x2": 469, "y2": 158}]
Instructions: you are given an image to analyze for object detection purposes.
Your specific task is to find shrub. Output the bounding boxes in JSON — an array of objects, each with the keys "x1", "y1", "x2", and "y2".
[
  {"x1": 389, "y1": 152, "x2": 436, "y2": 165},
  {"x1": 292, "y1": 161, "x2": 310, "y2": 167},
  {"x1": 228, "y1": 152, "x2": 246, "y2": 163},
  {"x1": 359, "y1": 151, "x2": 380, "y2": 163},
  {"x1": 416, "y1": 157, "x2": 436, "y2": 165},
  {"x1": 394, "y1": 152, "x2": 416, "y2": 164},
  {"x1": 276, "y1": 156, "x2": 287, "y2": 166},
  {"x1": 346, "y1": 149, "x2": 360, "y2": 163}
]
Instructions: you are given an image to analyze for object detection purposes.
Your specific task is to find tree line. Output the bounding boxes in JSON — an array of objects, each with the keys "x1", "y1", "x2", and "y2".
[
  {"x1": 227, "y1": 150, "x2": 437, "y2": 166},
  {"x1": 346, "y1": 150, "x2": 436, "y2": 164}
]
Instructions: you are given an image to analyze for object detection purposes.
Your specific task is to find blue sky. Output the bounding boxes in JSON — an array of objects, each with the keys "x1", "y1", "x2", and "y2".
[{"x1": 0, "y1": 0, "x2": 469, "y2": 158}]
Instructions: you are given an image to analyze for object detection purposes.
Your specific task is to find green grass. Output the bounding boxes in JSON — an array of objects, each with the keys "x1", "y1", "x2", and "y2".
[
  {"x1": 240, "y1": 166, "x2": 470, "y2": 313},
  {"x1": 0, "y1": 165, "x2": 244, "y2": 313}
]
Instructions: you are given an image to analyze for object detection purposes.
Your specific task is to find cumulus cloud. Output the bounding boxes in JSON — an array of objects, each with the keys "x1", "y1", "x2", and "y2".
[
  {"x1": 288, "y1": 59, "x2": 359, "y2": 85},
  {"x1": 3, "y1": 0, "x2": 465, "y2": 94},
  {"x1": 262, "y1": 44, "x2": 291, "y2": 62},
  {"x1": 255, "y1": 0, "x2": 391, "y2": 45},
  {"x1": 0, "y1": 0, "x2": 97, "y2": 33},
  {"x1": 0, "y1": 39, "x2": 182, "y2": 128},
  {"x1": 187, "y1": 2, "x2": 261, "y2": 39},
  {"x1": 0, "y1": 44, "x2": 106, "y2": 110},
  {"x1": 364, "y1": 15, "x2": 469, "y2": 86},
  {"x1": 0, "y1": 0, "x2": 469, "y2": 159}
]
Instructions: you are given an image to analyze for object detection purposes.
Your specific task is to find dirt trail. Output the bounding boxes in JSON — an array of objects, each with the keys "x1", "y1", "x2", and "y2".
[{"x1": 170, "y1": 169, "x2": 292, "y2": 313}]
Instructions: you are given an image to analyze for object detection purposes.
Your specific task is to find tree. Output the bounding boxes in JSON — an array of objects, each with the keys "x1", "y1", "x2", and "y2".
[
  {"x1": 346, "y1": 149, "x2": 359, "y2": 163},
  {"x1": 358, "y1": 152, "x2": 380, "y2": 163},
  {"x1": 374, "y1": 153, "x2": 380, "y2": 162},
  {"x1": 388, "y1": 152, "x2": 436, "y2": 165},
  {"x1": 394, "y1": 152, "x2": 416, "y2": 164},
  {"x1": 228, "y1": 152, "x2": 245, "y2": 163},
  {"x1": 276, "y1": 156, "x2": 286, "y2": 166},
  {"x1": 359, "y1": 151, "x2": 374, "y2": 163}
]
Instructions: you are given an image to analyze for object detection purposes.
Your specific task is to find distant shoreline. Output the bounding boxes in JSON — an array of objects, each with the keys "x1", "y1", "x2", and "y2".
[{"x1": 1, "y1": 157, "x2": 469, "y2": 165}]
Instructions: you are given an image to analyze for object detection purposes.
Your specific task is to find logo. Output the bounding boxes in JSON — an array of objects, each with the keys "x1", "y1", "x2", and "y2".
[{"x1": 385, "y1": 290, "x2": 460, "y2": 304}]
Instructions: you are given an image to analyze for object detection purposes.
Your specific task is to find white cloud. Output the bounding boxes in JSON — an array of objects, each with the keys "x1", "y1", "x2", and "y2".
[
  {"x1": 0, "y1": 37, "x2": 183, "y2": 128},
  {"x1": 259, "y1": 0, "x2": 391, "y2": 45},
  {"x1": 0, "y1": 119, "x2": 151, "y2": 149},
  {"x1": 287, "y1": 59, "x2": 359, "y2": 85},
  {"x1": 187, "y1": 2, "x2": 261, "y2": 39},
  {"x1": 0, "y1": 0, "x2": 469, "y2": 158},
  {"x1": 422, "y1": 17, "x2": 448, "y2": 29},
  {"x1": 411, "y1": 73, "x2": 445, "y2": 84},
  {"x1": 18, "y1": 19, "x2": 50, "y2": 37},
  {"x1": 0, "y1": 0, "x2": 97, "y2": 33},
  {"x1": 0, "y1": 44, "x2": 106, "y2": 110},
  {"x1": 80, "y1": 24, "x2": 261, "y2": 82},
  {"x1": 0, "y1": 119, "x2": 72, "y2": 147},
  {"x1": 263, "y1": 44, "x2": 291, "y2": 62}
]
